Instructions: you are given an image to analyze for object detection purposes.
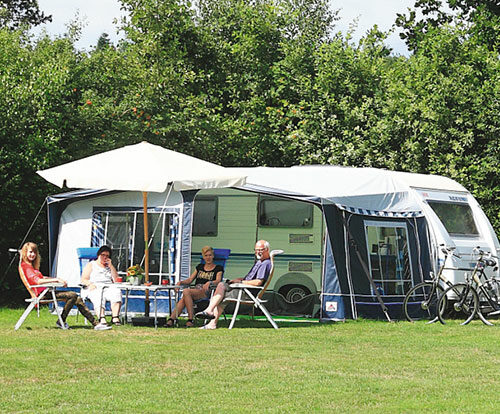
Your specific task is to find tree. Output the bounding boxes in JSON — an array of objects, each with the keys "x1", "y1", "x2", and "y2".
[
  {"x1": 96, "y1": 32, "x2": 112, "y2": 50},
  {"x1": 396, "y1": 0, "x2": 500, "y2": 52},
  {"x1": 0, "y1": 0, "x2": 51, "y2": 29}
]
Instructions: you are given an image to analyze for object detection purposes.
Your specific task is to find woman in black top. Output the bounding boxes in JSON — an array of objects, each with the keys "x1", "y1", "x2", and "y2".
[{"x1": 166, "y1": 246, "x2": 223, "y2": 327}]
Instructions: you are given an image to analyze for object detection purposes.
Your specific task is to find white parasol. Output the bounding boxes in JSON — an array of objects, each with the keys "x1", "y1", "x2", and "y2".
[{"x1": 37, "y1": 141, "x2": 246, "y2": 288}]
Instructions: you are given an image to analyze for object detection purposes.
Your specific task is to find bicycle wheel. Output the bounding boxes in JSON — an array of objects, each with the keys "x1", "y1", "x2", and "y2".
[
  {"x1": 403, "y1": 282, "x2": 445, "y2": 323},
  {"x1": 437, "y1": 283, "x2": 479, "y2": 326},
  {"x1": 477, "y1": 278, "x2": 500, "y2": 326}
]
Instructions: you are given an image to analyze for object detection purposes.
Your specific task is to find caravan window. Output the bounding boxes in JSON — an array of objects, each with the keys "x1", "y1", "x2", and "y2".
[
  {"x1": 427, "y1": 201, "x2": 479, "y2": 237},
  {"x1": 91, "y1": 210, "x2": 178, "y2": 284},
  {"x1": 193, "y1": 197, "x2": 218, "y2": 236},
  {"x1": 364, "y1": 221, "x2": 413, "y2": 296},
  {"x1": 258, "y1": 196, "x2": 313, "y2": 228}
]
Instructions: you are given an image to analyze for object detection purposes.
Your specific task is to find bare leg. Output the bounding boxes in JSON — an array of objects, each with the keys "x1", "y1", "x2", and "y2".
[
  {"x1": 182, "y1": 288, "x2": 207, "y2": 319},
  {"x1": 111, "y1": 301, "x2": 121, "y2": 318},
  {"x1": 170, "y1": 297, "x2": 185, "y2": 320},
  {"x1": 205, "y1": 304, "x2": 223, "y2": 329},
  {"x1": 204, "y1": 282, "x2": 227, "y2": 315}
]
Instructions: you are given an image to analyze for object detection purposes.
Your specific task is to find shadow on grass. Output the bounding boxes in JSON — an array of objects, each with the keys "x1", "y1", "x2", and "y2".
[{"x1": 3, "y1": 307, "x2": 350, "y2": 331}]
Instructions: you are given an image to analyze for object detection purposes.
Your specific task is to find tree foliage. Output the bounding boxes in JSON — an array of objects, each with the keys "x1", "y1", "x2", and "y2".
[
  {"x1": 396, "y1": 0, "x2": 500, "y2": 52},
  {"x1": 0, "y1": 0, "x2": 51, "y2": 29},
  {"x1": 0, "y1": 0, "x2": 499, "y2": 303}
]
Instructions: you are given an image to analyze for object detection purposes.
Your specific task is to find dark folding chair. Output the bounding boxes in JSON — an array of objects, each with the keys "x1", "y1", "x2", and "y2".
[{"x1": 189, "y1": 248, "x2": 231, "y2": 314}]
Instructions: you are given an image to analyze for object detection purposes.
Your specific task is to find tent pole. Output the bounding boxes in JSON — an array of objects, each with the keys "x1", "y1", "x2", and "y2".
[{"x1": 143, "y1": 191, "x2": 150, "y2": 316}]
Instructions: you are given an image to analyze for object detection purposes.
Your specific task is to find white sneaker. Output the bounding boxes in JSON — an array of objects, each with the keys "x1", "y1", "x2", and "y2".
[
  {"x1": 56, "y1": 320, "x2": 70, "y2": 329},
  {"x1": 94, "y1": 323, "x2": 112, "y2": 331},
  {"x1": 199, "y1": 324, "x2": 216, "y2": 330}
]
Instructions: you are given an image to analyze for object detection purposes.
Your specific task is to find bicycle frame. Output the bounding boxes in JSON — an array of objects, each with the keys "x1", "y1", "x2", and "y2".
[
  {"x1": 439, "y1": 247, "x2": 499, "y2": 326},
  {"x1": 403, "y1": 246, "x2": 460, "y2": 322}
]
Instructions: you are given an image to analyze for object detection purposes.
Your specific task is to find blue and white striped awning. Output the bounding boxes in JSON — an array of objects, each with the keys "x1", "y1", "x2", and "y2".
[{"x1": 335, "y1": 204, "x2": 423, "y2": 218}]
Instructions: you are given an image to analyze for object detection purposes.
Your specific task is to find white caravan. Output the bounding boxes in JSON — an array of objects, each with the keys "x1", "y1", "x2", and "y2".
[{"x1": 190, "y1": 167, "x2": 500, "y2": 316}]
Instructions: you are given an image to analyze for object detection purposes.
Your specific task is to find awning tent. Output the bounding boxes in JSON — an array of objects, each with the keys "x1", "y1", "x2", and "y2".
[
  {"x1": 226, "y1": 166, "x2": 442, "y2": 321},
  {"x1": 231, "y1": 165, "x2": 465, "y2": 214}
]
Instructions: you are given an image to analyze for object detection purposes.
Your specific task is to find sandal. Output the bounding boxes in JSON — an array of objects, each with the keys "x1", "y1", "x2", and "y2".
[
  {"x1": 185, "y1": 319, "x2": 194, "y2": 328},
  {"x1": 195, "y1": 311, "x2": 215, "y2": 320},
  {"x1": 165, "y1": 318, "x2": 177, "y2": 328},
  {"x1": 111, "y1": 316, "x2": 121, "y2": 326}
]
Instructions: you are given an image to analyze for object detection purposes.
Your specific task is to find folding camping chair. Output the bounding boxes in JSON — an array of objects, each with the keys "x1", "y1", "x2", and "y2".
[
  {"x1": 76, "y1": 247, "x2": 108, "y2": 324},
  {"x1": 14, "y1": 259, "x2": 66, "y2": 330},
  {"x1": 223, "y1": 249, "x2": 283, "y2": 329}
]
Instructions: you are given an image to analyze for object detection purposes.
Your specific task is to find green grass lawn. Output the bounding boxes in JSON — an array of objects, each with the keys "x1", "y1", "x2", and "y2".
[{"x1": 2, "y1": 308, "x2": 500, "y2": 413}]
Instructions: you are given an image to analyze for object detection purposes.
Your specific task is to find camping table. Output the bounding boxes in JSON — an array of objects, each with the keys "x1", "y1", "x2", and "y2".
[{"x1": 111, "y1": 283, "x2": 178, "y2": 328}]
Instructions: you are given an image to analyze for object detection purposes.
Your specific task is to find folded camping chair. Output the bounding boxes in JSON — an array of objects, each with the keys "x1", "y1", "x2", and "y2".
[
  {"x1": 189, "y1": 248, "x2": 231, "y2": 314},
  {"x1": 14, "y1": 259, "x2": 66, "y2": 330},
  {"x1": 223, "y1": 249, "x2": 283, "y2": 329}
]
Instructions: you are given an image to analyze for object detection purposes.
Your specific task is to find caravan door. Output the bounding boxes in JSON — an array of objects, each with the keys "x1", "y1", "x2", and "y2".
[{"x1": 256, "y1": 195, "x2": 323, "y2": 314}]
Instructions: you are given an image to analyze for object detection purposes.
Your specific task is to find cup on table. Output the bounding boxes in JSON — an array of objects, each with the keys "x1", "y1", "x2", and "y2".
[
  {"x1": 161, "y1": 279, "x2": 168, "y2": 285},
  {"x1": 116, "y1": 277, "x2": 123, "y2": 283}
]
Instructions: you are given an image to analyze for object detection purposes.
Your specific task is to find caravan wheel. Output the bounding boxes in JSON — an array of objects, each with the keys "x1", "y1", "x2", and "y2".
[{"x1": 280, "y1": 284, "x2": 311, "y2": 303}]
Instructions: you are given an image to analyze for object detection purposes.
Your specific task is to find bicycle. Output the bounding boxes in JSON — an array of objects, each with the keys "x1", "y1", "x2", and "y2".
[
  {"x1": 403, "y1": 245, "x2": 461, "y2": 323},
  {"x1": 437, "y1": 248, "x2": 499, "y2": 326}
]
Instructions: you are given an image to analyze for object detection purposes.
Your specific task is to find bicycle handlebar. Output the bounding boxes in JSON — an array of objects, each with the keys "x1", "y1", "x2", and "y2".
[
  {"x1": 484, "y1": 258, "x2": 497, "y2": 267},
  {"x1": 472, "y1": 246, "x2": 498, "y2": 258},
  {"x1": 439, "y1": 245, "x2": 462, "y2": 259},
  {"x1": 469, "y1": 247, "x2": 498, "y2": 269}
]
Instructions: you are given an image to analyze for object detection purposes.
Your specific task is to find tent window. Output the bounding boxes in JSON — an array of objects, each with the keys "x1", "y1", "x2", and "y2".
[
  {"x1": 258, "y1": 196, "x2": 313, "y2": 228},
  {"x1": 364, "y1": 222, "x2": 413, "y2": 296},
  {"x1": 193, "y1": 197, "x2": 218, "y2": 236},
  {"x1": 91, "y1": 211, "x2": 177, "y2": 284},
  {"x1": 427, "y1": 201, "x2": 479, "y2": 237}
]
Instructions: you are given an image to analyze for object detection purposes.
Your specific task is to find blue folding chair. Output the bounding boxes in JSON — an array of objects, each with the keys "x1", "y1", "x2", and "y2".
[
  {"x1": 76, "y1": 247, "x2": 100, "y2": 322},
  {"x1": 203, "y1": 248, "x2": 231, "y2": 267},
  {"x1": 77, "y1": 247, "x2": 100, "y2": 274}
]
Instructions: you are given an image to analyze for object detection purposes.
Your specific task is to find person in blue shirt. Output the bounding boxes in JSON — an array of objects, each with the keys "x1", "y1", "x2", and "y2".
[{"x1": 195, "y1": 240, "x2": 271, "y2": 329}]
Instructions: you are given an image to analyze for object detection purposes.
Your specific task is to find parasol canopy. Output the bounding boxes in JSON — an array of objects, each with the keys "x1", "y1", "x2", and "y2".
[{"x1": 37, "y1": 141, "x2": 246, "y2": 193}]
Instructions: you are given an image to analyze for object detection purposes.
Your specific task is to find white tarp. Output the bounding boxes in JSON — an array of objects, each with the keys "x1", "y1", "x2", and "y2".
[
  {"x1": 231, "y1": 165, "x2": 468, "y2": 213},
  {"x1": 37, "y1": 141, "x2": 246, "y2": 193}
]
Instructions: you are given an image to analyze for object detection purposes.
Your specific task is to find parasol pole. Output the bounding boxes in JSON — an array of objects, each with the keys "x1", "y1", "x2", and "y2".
[{"x1": 143, "y1": 191, "x2": 150, "y2": 316}]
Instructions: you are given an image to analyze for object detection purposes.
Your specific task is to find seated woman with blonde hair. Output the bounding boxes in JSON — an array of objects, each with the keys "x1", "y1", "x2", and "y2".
[
  {"x1": 166, "y1": 246, "x2": 223, "y2": 328},
  {"x1": 20, "y1": 242, "x2": 110, "y2": 330}
]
